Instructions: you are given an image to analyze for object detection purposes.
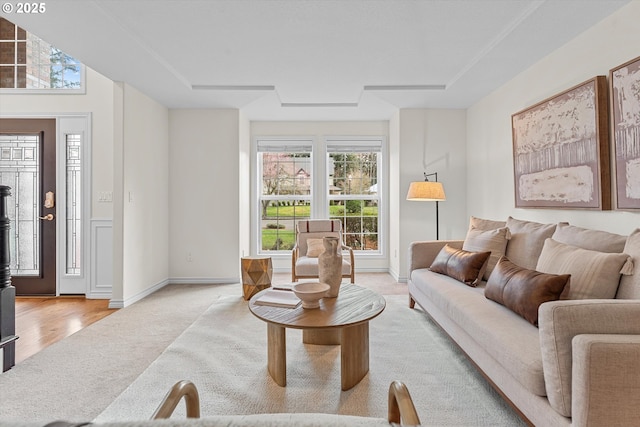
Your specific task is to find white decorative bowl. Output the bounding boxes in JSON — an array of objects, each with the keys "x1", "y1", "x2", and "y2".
[{"x1": 292, "y1": 282, "x2": 331, "y2": 309}]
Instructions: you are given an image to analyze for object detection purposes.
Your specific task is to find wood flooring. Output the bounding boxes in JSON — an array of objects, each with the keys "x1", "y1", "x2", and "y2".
[{"x1": 14, "y1": 296, "x2": 117, "y2": 364}]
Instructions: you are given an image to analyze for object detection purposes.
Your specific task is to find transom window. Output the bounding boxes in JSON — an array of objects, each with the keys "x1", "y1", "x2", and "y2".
[
  {"x1": 256, "y1": 137, "x2": 383, "y2": 254},
  {"x1": 0, "y1": 18, "x2": 83, "y2": 90}
]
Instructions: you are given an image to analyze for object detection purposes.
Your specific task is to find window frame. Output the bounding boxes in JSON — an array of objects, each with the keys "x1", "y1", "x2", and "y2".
[
  {"x1": 254, "y1": 137, "x2": 315, "y2": 255},
  {"x1": 252, "y1": 135, "x2": 387, "y2": 260},
  {"x1": 326, "y1": 138, "x2": 383, "y2": 254},
  {"x1": 0, "y1": 18, "x2": 86, "y2": 94}
]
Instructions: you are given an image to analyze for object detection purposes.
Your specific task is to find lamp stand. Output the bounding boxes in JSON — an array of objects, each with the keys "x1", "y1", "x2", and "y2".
[
  {"x1": 426, "y1": 172, "x2": 440, "y2": 240},
  {"x1": 435, "y1": 200, "x2": 439, "y2": 240}
]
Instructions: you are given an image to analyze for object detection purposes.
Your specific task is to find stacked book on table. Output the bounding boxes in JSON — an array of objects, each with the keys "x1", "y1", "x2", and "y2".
[{"x1": 254, "y1": 287, "x2": 301, "y2": 308}]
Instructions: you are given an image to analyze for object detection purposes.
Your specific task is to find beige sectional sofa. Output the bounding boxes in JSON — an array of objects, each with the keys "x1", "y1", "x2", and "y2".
[{"x1": 408, "y1": 217, "x2": 640, "y2": 426}]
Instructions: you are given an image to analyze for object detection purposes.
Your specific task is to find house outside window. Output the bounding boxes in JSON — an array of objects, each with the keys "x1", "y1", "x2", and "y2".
[
  {"x1": 257, "y1": 140, "x2": 313, "y2": 251},
  {"x1": 255, "y1": 137, "x2": 384, "y2": 255},
  {"x1": 0, "y1": 18, "x2": 84, "y2": 91}
]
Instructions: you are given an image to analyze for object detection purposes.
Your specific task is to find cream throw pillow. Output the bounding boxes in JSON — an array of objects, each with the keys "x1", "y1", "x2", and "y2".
[
  {"x1": 552, "y1": 223, "x2": 626, "y2": 253},
  {"x1": 617, "y1": 229, "x2": 640, "y2": 299},
  {"x1": 505, "y1": 217, "x2": 557, "y2": 270},
  {"x1": 306, "y1": 238, "x2": 325, "y2": 258},
  {"x1": 462, "y1": 226, "x2": 511, "y2": 281},
  {"x1": 469, "y1": 216, "x2": 506, "y2": 231},
  {"x1": 536, "y1": 239, "x2": 632, "y2": 300}
]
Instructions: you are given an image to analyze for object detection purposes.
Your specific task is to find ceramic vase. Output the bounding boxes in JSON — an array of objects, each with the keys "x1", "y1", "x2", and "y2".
[{"x1": 319, "y1": 236, "x2": 342, "y2": 297}]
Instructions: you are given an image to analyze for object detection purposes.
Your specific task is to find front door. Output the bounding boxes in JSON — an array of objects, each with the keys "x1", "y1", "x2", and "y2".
[{"x1": 0, "y1": 119, "x2": 56, "y2": 296}]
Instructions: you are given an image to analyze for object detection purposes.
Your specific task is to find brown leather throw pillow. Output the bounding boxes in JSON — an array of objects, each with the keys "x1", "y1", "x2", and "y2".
[
  {"x1": 429, "y1": 244, "x2": 491, "y2": 287},
  {"x1": 485, "y1": 256, "x2": 570, "y2": 326}
]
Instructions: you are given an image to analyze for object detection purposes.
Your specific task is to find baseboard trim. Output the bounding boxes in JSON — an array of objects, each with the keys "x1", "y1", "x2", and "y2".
[
  {"x1": 168, "y1": 277, "x2": 240, "y2": 285},
  {"x1": 109, "y1": 278, "x2": 170, "y2": 309},
  {"x1": 107, "y1": 271, "x2": 399, "y2": 308}
]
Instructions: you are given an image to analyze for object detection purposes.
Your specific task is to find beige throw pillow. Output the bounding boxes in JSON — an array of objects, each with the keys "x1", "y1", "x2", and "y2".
[
  {"x1": 536, "y1": 239, "x2": 632, "y2": 300},
  {"x1": 306, "y1": 238, "x2": 325, "y2": 257},
  {"x1": 463, "y1": 226, "x2": 511, "y2": 280},
  {"x1": 469, "y1": 216, "x2": 506, "y2": 231},
  {"x1": 617, "y1": 229, "x2": 640, "y2": 299},
  {"x1": 505, "y1": 217, "x2": 557, "y2": 270},
  {"x1": 552, "y1": 223, "x2": 626, "y2": 253}
]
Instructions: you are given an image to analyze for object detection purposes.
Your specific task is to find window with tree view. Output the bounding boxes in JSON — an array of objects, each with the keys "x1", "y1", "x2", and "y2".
[
  {"x1": 0, "y1": 18, "x2": 83, "y2": 90},
  {"x1": 258, "y1": 142, "x2": 312, "y2": 251},
  {"x1": 257, "y1": 138, "x2": 383, "y2": 254},
  {"x1": 327, "y1": 142, "x2": 380, "y2": 251}
]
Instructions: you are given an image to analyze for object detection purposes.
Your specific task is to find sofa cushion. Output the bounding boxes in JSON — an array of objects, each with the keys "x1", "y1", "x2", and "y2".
[
  {"x1": 536, "y1": 239, "x2": 631, "y2": 300},
  {"x1": 505, "y1": 217, "x2": 558, "y2": 270},
  {"x1": 429, "y1": 244, "x2": 490, "y2": 287},
  {"x1": 462, "y1": 227, "x2": 510, "y2": 280},
  {"x1": 485, "y1": 257, "x2": 570, "y2": 326},
  {"x1": 617, "y1": 229, "x2": 640, "y2": 299},
  {"x1": 306, "y1": 238, "x2": 324, "y2": 257},
  {"x1": 552, "y1": 223, "x2": 626, "y2": 253},
  {"x1": 411, "y1": 268, "x2": 547, "y2": 396},
  {"x1": 469, "y1": 216, "x2": 506, "y2": 231}
]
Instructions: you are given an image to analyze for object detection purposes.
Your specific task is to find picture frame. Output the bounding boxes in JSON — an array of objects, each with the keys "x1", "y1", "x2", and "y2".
[
  {"x1": 511, "y1": 76, "x2": 610, "y2": 209},
  {"x1": 610, "y1": 55, "x2": 640, "y2": 210}
]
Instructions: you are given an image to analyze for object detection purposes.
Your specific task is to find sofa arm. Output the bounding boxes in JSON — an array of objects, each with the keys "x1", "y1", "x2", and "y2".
[
  {"x1": 408, "y1": 240, "x2": 463, "y2": 274},
  {"x1": 572, "y1": 334, "x2": 640, "y2": 427},
  {"x1": 538, "y1": 299, "x2": 640, "y2": 418}
]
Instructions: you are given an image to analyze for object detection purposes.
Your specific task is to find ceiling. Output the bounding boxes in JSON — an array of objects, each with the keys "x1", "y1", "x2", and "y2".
[{"x1": 3, "y1": 0, "x2": 630, "y2": 120}]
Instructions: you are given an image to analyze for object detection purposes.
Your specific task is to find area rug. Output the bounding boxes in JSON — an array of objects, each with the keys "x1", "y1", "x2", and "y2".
[
  {"x1": 95, "y1": 293, "x2": 524, "y2": 426},
  {"x1": 0, "y1": 283, "x2": 239, "y2": 423}
]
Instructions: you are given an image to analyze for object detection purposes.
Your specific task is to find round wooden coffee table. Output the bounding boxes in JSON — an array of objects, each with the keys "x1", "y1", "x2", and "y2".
[{"x1": 249, "y1": 284, "x2": 386, "y2": 390}]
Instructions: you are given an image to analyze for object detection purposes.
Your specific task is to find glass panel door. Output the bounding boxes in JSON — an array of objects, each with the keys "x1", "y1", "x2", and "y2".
[
  {"x1": 0, "y1": 134, "x2": 40, "y2": 275},
  {"x1": 0, "y1": 118, "x2": 56, "y2": 295}
]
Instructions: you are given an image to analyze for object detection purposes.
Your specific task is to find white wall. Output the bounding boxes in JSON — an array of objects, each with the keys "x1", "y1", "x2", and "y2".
[
  {"x1": 467, "y1": 1, "x2": 640, "y2": 236},
  {"x1": 168, "y1": 109, "x2": 240, "y2": 283},
  {"x1": 394, "y1": 109, "x2": 468, "y2": 281},
  {"x1": 239, "y1": 111, "x2": 251, "y2": 259},
  {"x1": 389, "y1": 111, "x2": 401, "y2": 278},
  {"x1": 0, "y1": 67, "x2": 115, "y2": 219},
  {"x1": 117, "y1": 83, "x2": 170, "y2": 303}
]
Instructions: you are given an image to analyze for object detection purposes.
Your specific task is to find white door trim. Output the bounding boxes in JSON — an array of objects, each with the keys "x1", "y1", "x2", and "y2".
[{"x1": 0, "y1": 113, "x2": 92, "y2": 295}]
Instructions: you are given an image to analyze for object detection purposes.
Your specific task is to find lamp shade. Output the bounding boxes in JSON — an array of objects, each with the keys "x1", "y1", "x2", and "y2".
[{"x1": 406, "y1": 181, "x2": 446, "y2": 201}]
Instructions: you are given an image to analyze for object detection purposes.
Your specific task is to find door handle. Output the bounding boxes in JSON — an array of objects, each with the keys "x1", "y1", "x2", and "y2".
[{"x1": 39, "y1": 213, "x2": 54, "y2": 221}]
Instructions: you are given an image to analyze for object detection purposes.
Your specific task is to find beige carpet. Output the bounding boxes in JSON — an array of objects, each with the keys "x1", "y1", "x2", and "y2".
[
  {"x1": 0, "y1": 283, "x2": 240, "y2": 423},
  {"x1": 94, "y1": 290, "x2": 524, "y2": 426}
]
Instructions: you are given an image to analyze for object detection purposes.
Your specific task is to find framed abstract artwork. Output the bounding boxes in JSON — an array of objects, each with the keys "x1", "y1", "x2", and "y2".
[
  {"x1": 511, "y1": 76, "x2": 610, "y2": 209},
  {"x1": 610, "y1": 55, "x2": 640, "y2": 210}
]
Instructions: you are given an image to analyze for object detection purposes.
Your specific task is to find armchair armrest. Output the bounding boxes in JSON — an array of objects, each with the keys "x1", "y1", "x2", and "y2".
[
  {"x1": 572, "y1": 334, "x2": 640, "y2": 427},
  {"x1": 538, "y1": 299, "x2": 640, "y2": 418},
  {"x1": 291, "y1": 243, "x2": 300, "y2": 281},
  {"x1": 152, "y1": 380, "x2": 200, "y2": 419},
  {"x1": 408, "y1": 240, "x2": 463, "y2": 275},
  {"x1": 341, "y1": 244, "x2": 355, "y2": 283},
  {"x1": 388, "y1": 380, "x2": 421, "y2": 425}
]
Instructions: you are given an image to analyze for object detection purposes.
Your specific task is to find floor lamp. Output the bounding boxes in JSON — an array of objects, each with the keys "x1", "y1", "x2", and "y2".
[{"x1": 406, "y1": 172, "x2": 446, "y2": 240}]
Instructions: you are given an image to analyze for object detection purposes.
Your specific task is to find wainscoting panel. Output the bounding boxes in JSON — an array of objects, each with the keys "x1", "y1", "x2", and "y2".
[{"x1": 89, "y1": 219, "x2": 113, "y2": 299}]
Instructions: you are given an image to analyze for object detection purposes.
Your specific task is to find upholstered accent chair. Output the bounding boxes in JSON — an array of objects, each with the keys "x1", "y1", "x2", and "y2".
[{"x1": 291, "y1": 219, "x2": 355, "y2": 283}]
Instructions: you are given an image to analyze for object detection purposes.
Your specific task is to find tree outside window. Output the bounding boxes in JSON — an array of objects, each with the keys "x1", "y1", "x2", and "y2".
[
  {"x1": 260, "y1": 152, "x2": 311, "y2": 251},
  {"x1": 328, "y1": 152, "x2": 379, "y2": 251}
]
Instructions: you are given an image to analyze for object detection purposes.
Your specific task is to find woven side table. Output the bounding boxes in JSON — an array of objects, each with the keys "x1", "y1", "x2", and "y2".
[{"x1": 241, "y1": 256, "x2": 273, "y2": 300}]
